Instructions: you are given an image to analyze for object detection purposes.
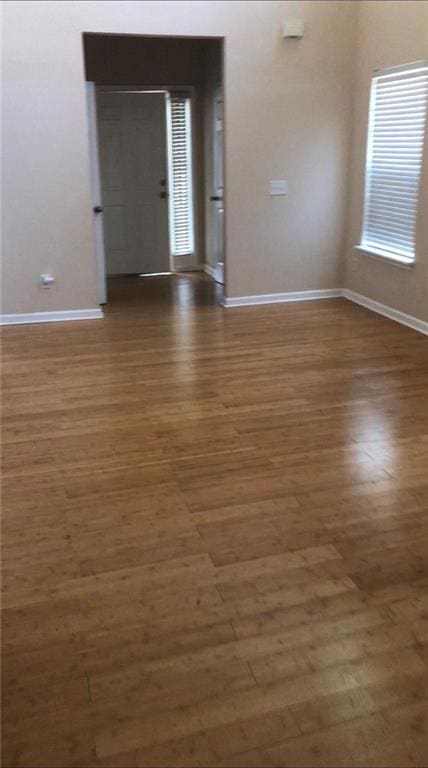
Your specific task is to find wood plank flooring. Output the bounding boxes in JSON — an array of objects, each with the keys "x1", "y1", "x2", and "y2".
[{"x1": 2, "y1": 273, "x2": 428, "y2": 767}]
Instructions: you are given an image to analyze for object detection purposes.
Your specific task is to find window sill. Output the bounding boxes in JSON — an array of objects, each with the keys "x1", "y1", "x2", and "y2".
[{"x1": 355, "y1": 245, "x2": 415, "y2": 270}]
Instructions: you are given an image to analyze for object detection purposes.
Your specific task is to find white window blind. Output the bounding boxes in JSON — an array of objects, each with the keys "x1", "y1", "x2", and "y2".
[
  {"x1": 167, "y1": 94, "x2": 194, "y2": 257},
  {"x1": 360, "y1": 60, "x2": 428, "y2": 263}
]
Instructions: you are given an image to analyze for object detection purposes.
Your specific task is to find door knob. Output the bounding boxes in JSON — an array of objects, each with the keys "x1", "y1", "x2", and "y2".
[
  {"x1": 159, "y1": 191, "x2": 169, "y2": 199},
  {"x1": 93, "y1": 205, "x2": 103, "y2": 214}
]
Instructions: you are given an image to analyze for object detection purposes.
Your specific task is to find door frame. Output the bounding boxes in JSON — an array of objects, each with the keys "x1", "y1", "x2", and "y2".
[
  {"x1": 86, "y1": 83, "x2": 199, "y2": 298},
  {"x1": 86, "y1": 82, "x2": 108, "y2": 304},
  {"x1": 212, "y1": 83, "x2": 224, "y2": 285}
]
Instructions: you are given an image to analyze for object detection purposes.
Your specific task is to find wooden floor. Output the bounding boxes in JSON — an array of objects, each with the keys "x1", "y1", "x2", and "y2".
[{"x1": 2, "y1": 273, "x2": 428, "y2": 768}]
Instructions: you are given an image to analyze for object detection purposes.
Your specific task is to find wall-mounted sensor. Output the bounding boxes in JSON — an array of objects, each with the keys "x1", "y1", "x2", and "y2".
[
  {"x1": 282, "y1": 19, "x2": 305, "y2": 38},
  {"x1": 40, "y1": 273, "x2": 55, "y2": 288}
]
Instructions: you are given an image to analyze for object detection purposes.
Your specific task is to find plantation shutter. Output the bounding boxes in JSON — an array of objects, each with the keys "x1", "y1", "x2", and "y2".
[
  {"x1": 360, "y1": 61, "x2": 428, "y2": 263},
  {"x1": 168, "y1": 95, "x2": 194, "y2": 256}
]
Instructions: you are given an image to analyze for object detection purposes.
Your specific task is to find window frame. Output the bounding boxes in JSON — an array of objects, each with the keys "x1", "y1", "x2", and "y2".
[
  {"x1": 357, "y1": 60, "x2": 428, "y2": 268},
  {"x1": 166, "y1": 89, "x2": 196, "y2": 263}
]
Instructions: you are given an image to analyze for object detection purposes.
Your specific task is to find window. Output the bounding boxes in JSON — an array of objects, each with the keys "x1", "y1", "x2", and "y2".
[
  {"x1": 359, "y1": 61, "x2": 428, "y2": 265},
  {"x1": 167, "y1": 93, "x2": 194, "y2": 258}
]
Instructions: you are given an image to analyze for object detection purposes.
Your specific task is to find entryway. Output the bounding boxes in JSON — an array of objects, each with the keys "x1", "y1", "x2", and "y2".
[
  {"x1": 104, "y1": 272, "x2": 223, "y2": 316},
  {"x1": 82, "y1": 33, "x2": 224, "y2": 307}
]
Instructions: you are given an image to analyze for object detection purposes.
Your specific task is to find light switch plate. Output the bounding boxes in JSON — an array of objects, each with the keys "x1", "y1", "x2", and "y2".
[
  {"x1": 282, "y1": 19, "x2": 305, "y2": 38},
  {"x1": 270, "y1": 180, "x2": 288, "y2": 196}
]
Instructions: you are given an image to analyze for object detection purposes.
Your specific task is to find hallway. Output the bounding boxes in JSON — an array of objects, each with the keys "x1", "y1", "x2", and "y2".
[
  {"x1": 105, "y1": 272, "x2": 223, "y2": 312},
  {"x1": 2, "y1": 278, "x2": 428, "y2": 766}
]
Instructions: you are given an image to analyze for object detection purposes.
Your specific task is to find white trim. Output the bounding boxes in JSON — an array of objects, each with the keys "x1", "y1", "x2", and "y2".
[
  {"x1": 343, "y1": 289, "x2": 428, "y2": 335},
  {"x1": 0, "y1": 308, "x2": 104, "y2": 326},
  {"x1": 359, "y1": 61, "x2": 428, "y2": 264},
  {"x1": 204, "y1": 264, "x2": 217, "y2": 279},
  {"x1": 222, "y1": 289, "x2": 342, "y2": 308},
  {"x1": 373, "y1": 60, "x2": 428, "y2": 79},
  {"x1": 2, "y1": 291, "x2": 426, "y2": 336},
  {"x1": 355, "y1": 245, "x2": 415, "y2": 269}
]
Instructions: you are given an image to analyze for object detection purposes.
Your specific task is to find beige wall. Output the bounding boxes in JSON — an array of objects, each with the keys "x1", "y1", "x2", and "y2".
[
  {"x1": 224, "y1": 0, "x2": 357, "y2": 297},
  {"x1": 343, "y1": 1, "x2": 428, "y2": 322},
  {"x1": 3, "y1": 0, "x2": 427, "y2": 314},
  {"x1": 1, "y1": 0, "x2": 356, "y2": 313}
]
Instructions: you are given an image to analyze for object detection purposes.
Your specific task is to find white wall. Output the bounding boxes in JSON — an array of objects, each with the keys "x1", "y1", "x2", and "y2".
[
  {"x1": 1, "y1": 0, "x2": 357, "y2": 313},
  {"x1": 344, "y1": 0, "x2": 428, "y2": 322}
]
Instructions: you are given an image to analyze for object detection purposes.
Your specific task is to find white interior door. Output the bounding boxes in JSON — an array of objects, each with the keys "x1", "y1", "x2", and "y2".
[
  {"x1": 86, "y1": 82, "x2": 107, "y2": 304},
  {"x1": 96, "y1": 90, "x2": 170, "y2": 276},
  {"x1": 211, "y1": 86, "x2": 224, "y2": 285}
]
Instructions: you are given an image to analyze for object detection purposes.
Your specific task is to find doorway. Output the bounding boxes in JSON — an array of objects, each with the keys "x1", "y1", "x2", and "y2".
[
  {"x1": 83, "y1": 33, "x2": 224, "y2": 307},
  {"x1": 96, "y1": 89, "x2": 170, "y2": 277}
]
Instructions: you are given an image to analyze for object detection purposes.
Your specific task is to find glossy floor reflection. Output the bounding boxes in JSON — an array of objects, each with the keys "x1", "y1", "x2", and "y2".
[{"x1": 2, "y1": 274, "x2": 428, "y2": 767}]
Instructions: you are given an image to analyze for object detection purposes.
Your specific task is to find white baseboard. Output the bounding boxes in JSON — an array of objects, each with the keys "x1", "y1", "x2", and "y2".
[
  {"x1": 0, "y1": 308, "x2": 104, "y2": 326},
  {"x1": 204, "y1": 263, "x2": 224, "y2": 285},
  {"x1": 204, "y1": 264, "x2": 217, "y2": 279},
  {"x1": 1, "y1": 290, "x2": 426, "y2": 336},
  {"x1": 222, "y1": 288, "x2": 342, "y2": 308},
  {"x1": 342, "y1": 289, "x2": 428, "y2": 336}
]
